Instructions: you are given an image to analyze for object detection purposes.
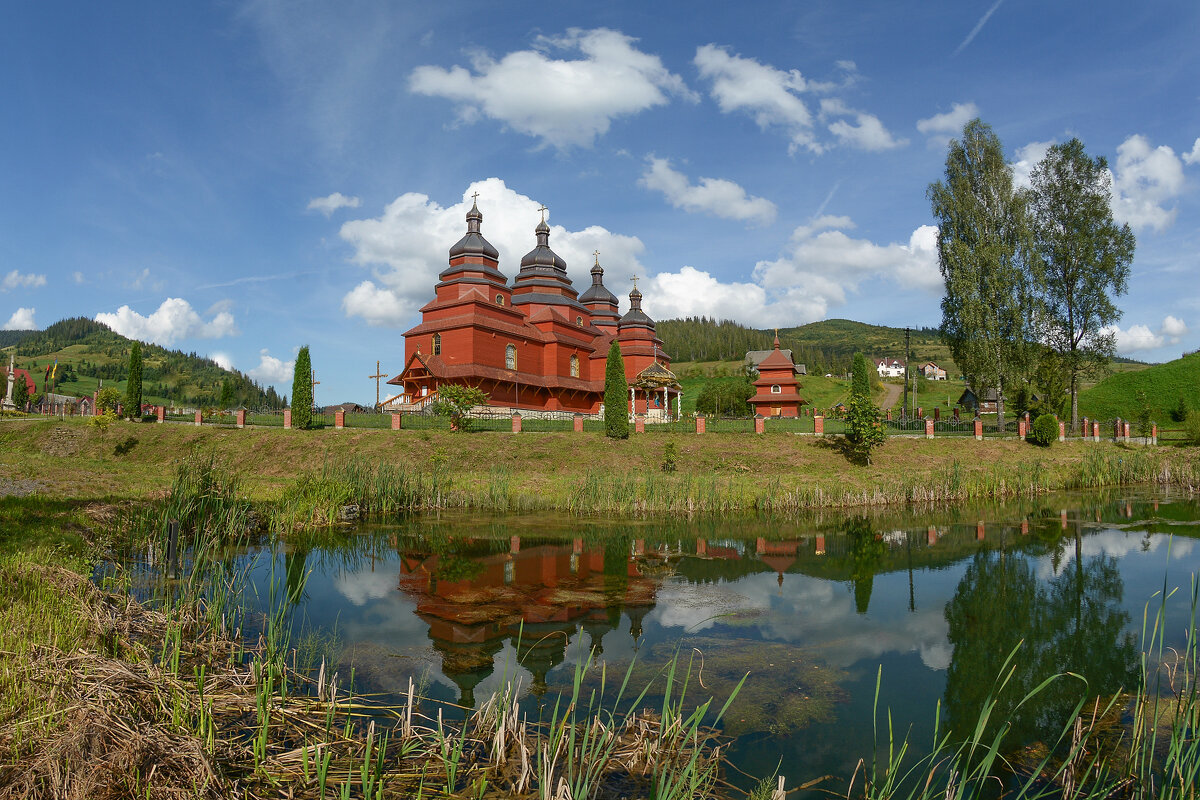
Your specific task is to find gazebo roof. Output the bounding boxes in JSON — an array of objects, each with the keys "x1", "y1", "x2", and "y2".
[{"x1": 633, "y1": 360, "x2": 679, "y2": 389}]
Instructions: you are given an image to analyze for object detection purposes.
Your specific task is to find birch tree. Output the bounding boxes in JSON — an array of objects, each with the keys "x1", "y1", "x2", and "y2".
[
  {"x1": 1029, "y1": 139, "x2": 1135, "y2": 432},
  {"x1": 929, "y1": 119, "x2": 1036, "y2": 432}
]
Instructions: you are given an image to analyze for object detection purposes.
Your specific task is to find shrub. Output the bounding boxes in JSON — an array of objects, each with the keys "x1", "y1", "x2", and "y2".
[
  {"x1": 1184, "y1": 410, "x2": 1200, "y2": 446},
  {"x1": 844, "y1": 394, "x2": 885, "y2": 464},
  {"x1": 1170, "y1": 396, "x2": 1191, "y2": 423},
  {"x1": 1134, "y1": 389, "x2": 1153, "y2": 438},
  {"x1": 88, "y1": 410, "x2": 117, "y2": 430},
  {"x1": 660, "y1": 441, "x2": 678, "y2": 473},
  {"x1": 694, "y1": 377, "x2": 755, "y2": 416},
  {"x1": 95, "y1": 386, "x2": 121, "y2": 414},
  {"x1": 1029, "y1": 413, "x2": 1058, "y2": 447},
  {"x1": 434, "y1": 384, "x2": 490, "y2": 430}
]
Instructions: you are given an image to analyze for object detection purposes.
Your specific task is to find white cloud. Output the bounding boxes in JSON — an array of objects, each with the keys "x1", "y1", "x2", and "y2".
[
  {"x1": 209, "y1": 352, "x2": 234, "y2": 371},
  {"x1": 1101, "y1": 316, "x2": 1189, "y2": 354},
  {"x1": 307, "y1": 192, "x2": 362, "y2": 216},
  {"x1": 72, "y1": 271, "x2": 86, "y2": 285},
  {"x1": 247, "y1": 348, "x2": 296, "y2": 387},
  {"x1": 1182, "y1": 138, "x2": 1200, "y2": 166},
  {"x1": 1111, "y1": 135, "x2": 1186, "y2": 233},
  {"x1": 410, "y1": 28, "x2": 695, "y2": 149},
  {"x1": 643, "y1": 219, "x2": 940, "y2": 327},
  {"x1": 916, "y1": 102, "x2": 979, "y2": 148},
  {"x1": 1011, "y1": 139, "x2": 1055, "y2": 190},
  {"x1": 820, "y1": 99, "x2": 906, "y2": 151},
  {"x1": 639, "y1": 157, "x2": 777, "y2": 225},
  {"x1": 339, "y1": 178, "x2": 647, "y2": 327},
  {"x1": 1, "y1": 270, "x2": 47, "y2": 292},
  {"x1": 2, "y1": 307, "x2": 36, "y2": 330},
  {"x1": 95, "y1": 297, "x2": 238, "y2": 347}
]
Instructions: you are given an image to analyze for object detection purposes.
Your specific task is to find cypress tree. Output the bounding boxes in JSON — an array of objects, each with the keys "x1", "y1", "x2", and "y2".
[
  {"x1": 12, "y1": 371, "x2": 29, "y2": 411},
  {"x1": 291, "y1": 346, "x2": 313, "y2": 430},
  {"x1": 125, "y1": 342, "x2": 143, "y2": 418},
  {"x1": 603, "y1": 340, "x2": 629, "y2": 439},
  {"x1": 851, "y1": 352, "x2": 870, "y2": 399}
]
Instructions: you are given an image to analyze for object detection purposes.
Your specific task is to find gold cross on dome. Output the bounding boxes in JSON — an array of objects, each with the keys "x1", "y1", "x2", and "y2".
[
  {"x1": 593, "y1": 249, "x2": 600, "y2": 261},
  {"x1": 630, "y1": 274, "x2": 639, "y2": 291},
  {"x1": 538, "y1": 205, "x2": 548, "y2": 222},
  {"x1": 471, "y1": 191, "x2": 480, "y2": 203}
]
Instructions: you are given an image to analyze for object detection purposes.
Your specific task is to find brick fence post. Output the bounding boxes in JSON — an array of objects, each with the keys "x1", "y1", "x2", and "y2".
[
  {"x1": 916, "y1": 406, "x2": 923, "y2": 418},
  {"x1": 194, "y1": 410, "x2": 202, "y2": 427},
  {"x1": 573, "y1": 414, "x2": 583, "y2": 433},
  {"x1": 886, "y1": 408, "x2": 892, "y2": 421},
  {"x1": 236, "y1": 409, "x2": 246, "y2": 429},
  {"x1": 695, "y1": 415, "x2": 705, "y2": 434},
  {"x1": 754, "y1": 415, "x2": 765, "y2": 434},
  {"x1": 925, "y1": 418, "x2": 934, "y2": 439},
  {"x1": 1081, "y1": 417, "x2": 1088, "y2": 440},
  {"x1": 974, "y1": 417, "x2": 983, "y2": 441},
  {"x1": 284, "y1": 409, "x2": 292, "y2": 429},
  {"x1": 1058, "y1": 421, "x2": 1066, "y2": 442},
  {"x1": 1114, "y1": 418, "x2": 1123, "y2": 442},
  {"x1": 928, "y1": 526, "x2": 938, "y2": 545},
  {"x1": 511, "y1": 413, "x2": 522, "y2": 433},
  {"x1": 1124, "y1": 421, "x2": 1132, "y2": 441},
  {"x1": 976, "y1": 522, "x2": 985, "y2": 541},
  {"x1": 1092, "y1": 421, "x2": 1099, "y2": 441},
  {"x1": 814, "y1": 415, "x2": 824, "y2": 436},
  {"x1": 1152, "y1": 422, "x2": 1158, "y2": 446},
  {"x1": 334, "y1": 410, "x2": 345, "y2": 430},
  {"x1": 156, "y1": 406, "x2": 165, "y2": 424},
  {"x1": 1018, "y1": 418, "x2": 1027, "y2": 439},
  {"x1": 635, "y1": 415, "x2": 645, "y2": 434},
  {"x1": 392, "y1": 413, "x2": 402, "y2": 431}
]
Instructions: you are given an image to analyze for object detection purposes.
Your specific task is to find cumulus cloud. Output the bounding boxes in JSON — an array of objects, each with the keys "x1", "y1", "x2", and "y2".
[
  {"x1": 916, "y1": 102, "x2": 979, "y2": 148},
  {"x1": 1011, "y1": 139, "x2": 1055, "y2": 189},
  {"x1": 209, "y1": 352, "x2": 234, "y2": 371},
  {"x1": 2, "y1": 270, "x2": 47, "y2": 292},
  {"x1": 409, "y1": 28, "x2": 695, "y2": 149},
  {"x1": 1110, "y1": 135, "x2": 1187, "y2": 233},
  {"x1": 307, "y1": 192, "x2": 362, "y2": 216},
  {"x1": 643, "y1": 218, "x2": 941, "y2": 327},
  {"x1": 1100, "y1": 316, "x2": 1190, "y2": 354},
  {"x1": 638, "y1": 157, "x2": 777, "y2": 225},
  {"x1": 1182, "y1": 137, "x2": 1200, "y2": 166},
  {"x1": 95, "y1": 298, "x2": 238, "y2": 347},
  {"x1": 2, "y1": 307, "x2": 36, "y2": 330},
  {"x1": 694, "y1": 47, "x2": 889, "y2": 154},
  {"x1": 247, "y1": 349, "x2": 297, "y2": 387},
  {"x1": 339, "y1": 178, "x2": 648, "y2": 327}
]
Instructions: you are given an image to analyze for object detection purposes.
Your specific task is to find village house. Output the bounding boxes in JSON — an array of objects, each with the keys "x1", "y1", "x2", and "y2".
[
  {"x1": 388, "y1": 200, "x2": 681, "y2": 419},
  {"x1": 957, "y1": 386, "x2": 998, "y2": 414},
  {"x1": 875, "y1": 358, "x2": 906, "y2": 379},
  {"x1": 922, "y1": 362, "x2": 947, "y2": 380}
]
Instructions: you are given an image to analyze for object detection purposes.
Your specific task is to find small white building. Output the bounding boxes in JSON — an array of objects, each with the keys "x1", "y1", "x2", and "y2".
[{"x1": 875, "y1": 358, "x2": 906, "y2": 379}]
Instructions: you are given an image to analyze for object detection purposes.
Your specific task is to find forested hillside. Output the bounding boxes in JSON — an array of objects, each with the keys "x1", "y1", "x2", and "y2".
[{"x1": 4, "y1": 317, "x2": 285, "y2": 409}]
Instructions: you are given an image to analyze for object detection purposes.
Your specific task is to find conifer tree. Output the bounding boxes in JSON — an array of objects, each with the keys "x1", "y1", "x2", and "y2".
[
  {"x1": 851, "y1": 352, "x2": 871, "y2": 399},
  {"x1": 12, "y1": 371, "x2": 29, "y2": 411},
  {"x1": 291, "y1": 346, "x2": 313, "y2": 430},
  {"x1": 603, "y1": 341, "x2": 629, "y2": 439},
  {"x1": 124, "y1": 342, "x2": 143, "y2": 419}
]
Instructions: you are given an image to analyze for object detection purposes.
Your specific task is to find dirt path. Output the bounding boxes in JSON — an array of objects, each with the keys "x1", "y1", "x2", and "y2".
[{"x1": 880, "y1": 381, "x2": 903, "y2": 410}]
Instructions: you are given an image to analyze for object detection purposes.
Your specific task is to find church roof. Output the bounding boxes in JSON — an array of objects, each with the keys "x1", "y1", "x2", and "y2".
[
  {"x1": 755, "y1": 335, "x2": 796, "y2": 371},
  {"x1": 448, "y1": 199, "x2": 500, "y2": 260},
  {"x1": 518, "y1": 216, "x2": 567, "y2": 271},
  {"x1": 618, "y1": 285, "x2": 654, "y2": 330},
  {"x1": 633, "y1": 360, "x2": 679, "y2": 389},
  {"x1": 579, "y1": 253, "x2": 618, "y2": 305}
]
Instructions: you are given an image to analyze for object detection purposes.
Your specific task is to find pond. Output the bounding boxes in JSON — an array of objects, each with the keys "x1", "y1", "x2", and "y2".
[{"x1": 101, "y1": 488, "x2": 1200, "y2": 795}]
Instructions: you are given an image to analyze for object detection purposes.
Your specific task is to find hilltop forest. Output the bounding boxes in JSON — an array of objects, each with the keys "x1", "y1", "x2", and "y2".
[{"x1": 2, "y1": 317, "x2": 285, "y2": 409}]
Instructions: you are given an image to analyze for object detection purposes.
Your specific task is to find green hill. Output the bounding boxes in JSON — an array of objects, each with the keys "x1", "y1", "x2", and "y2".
[
  {"x1": 1077, "y1": 352, "x2": 1200, "y2": 423},
  {"x1": 2, "y1": 317, "x2": 285, "y2": 410}
]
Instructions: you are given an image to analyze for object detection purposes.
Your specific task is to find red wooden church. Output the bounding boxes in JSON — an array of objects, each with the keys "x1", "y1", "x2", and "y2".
[
  {"x1": 748, "y1": 332, "x2": 804, "y2": 417},
  {"x1": 389, "y1": 200, "x2": 681, "y2": 417}
]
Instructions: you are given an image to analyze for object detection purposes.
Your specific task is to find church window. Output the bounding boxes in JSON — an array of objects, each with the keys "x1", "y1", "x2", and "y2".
[
  {"x1": 771, "y1": 384, "x2": 781, "y2": 394},
  {"x1": 576, "y1": 315, "x2": 583, "y2": 326},
  {"x1": 505, "y1": 344, "x2": 517, "y2": 370},
  {"x1": 496, "y1": 294, "x2": 505, "y2": 306},
  {"x1": 432, "y1": 333, "x2": 441, "y2": 355},
  {"x1": 570, "y1": 354, "x2": 579, "y2": 377}
]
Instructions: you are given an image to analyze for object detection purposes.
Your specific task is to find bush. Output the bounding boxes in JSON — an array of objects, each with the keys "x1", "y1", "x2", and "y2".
[
  {"x1": 660, "y1": 441, "x2": 678, "y2": 473},
  {"x1": 95, "y1": 386, "x2": 121, "y2": 414},
  {"x1": 1170, "y1": 396, "x2": 1190, "y2": 423},
  {"x1": 88, "y1": 410, "x2": 117, "y2": 430},
  {"x1": 434, "y1": 384, "x2": 490, "y2": 430},
  {"x1": 844, "y1": 394, "x2": 885, "y2": 464},
  {"x1": 1184, "y1": 410, "x2": 1200, "y2": 446},
  {"x1": 1029, "y1": 414, "x2": 1058, "y2": 447},
  {"x1": 694, "y1": 377, "x2": 755, "y2": 416}
]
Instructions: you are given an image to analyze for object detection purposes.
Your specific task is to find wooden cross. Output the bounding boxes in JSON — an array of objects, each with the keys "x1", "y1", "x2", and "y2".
[
  {"x1": 368, "y1": 360, "x2": 389, "y2": 408},
  {"x1": 310, "y1": 370, "x2": 320, "y2": 404}
]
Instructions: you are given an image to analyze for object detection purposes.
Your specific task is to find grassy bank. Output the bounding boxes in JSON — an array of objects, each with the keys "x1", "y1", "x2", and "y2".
[{"x1": 2, "y1": 418, "x2": 1197, "y2": 518}]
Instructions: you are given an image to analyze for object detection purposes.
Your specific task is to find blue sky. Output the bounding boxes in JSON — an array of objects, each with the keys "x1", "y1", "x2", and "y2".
[{"x1": 2, "y1": 1, "x2": 1197, "y2": 405}]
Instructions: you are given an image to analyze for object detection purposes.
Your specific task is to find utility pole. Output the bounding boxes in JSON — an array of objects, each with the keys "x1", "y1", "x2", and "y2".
[
  {"x1": 903, "y1": 326, "x2": 911, "y2": 418},
  {"x1": 368, "y1": 360, "x2": 388, "y2": 409}
]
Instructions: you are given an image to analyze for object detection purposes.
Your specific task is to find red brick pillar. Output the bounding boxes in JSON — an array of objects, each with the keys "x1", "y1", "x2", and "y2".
[
  {"x1": 283, "y1": 409, "x2": 292, "y2": 429},
  {"x1": 236, "y1": 409, "x2": 246, "y2": 429},
  {"x1": 953, "y1": 407, "x2": 960, "y2": 420},
  {"x1": 754, "y1": 416, "x2": 765, "y2": 434},
  {"x1": 334, "y1": 410, "x2": 345, "y2": 430},
  {"x1": 1060, "y1": 510, "x2": 1068, "y2": 530},
  {"x1": 886, "y1": 408, "x2": 892, "y2": 421},
  {"x1": 917, "y1": 406, "x2": 923, "y2": 418},
  {"x1": 1021, "y1": 520, "x2": 1030, "y2": 536},
  {"x1": 1018, "y1": 418, "x2": 1027, "y2": 439},
  {"x1": 925, "y1": 418, "x2": 935, "y2": 439},
  {"x1": 573, "y1": 414, "x2": 583, "y2": 433},
  {"x1": 695, "y1": 415, "x2": 706, "y2": 434},
  {"x1": 696, "y1": 538, "x2": 707, "y2": 556},
  {"x1": 194, "y1": 410, "x2": 202, "y2": 427},
  {"x1": 1152, "y1": 423, "x2": 1158, "y2": 445},
  {"x1": 815, "y1": 535, "x2": 826, "y2": 555},
  {"x1": 814, "y1": 415, "x2": 824, "y2": 436},
  {"x1": 1092, "y1": 421, "x2": 1100, "y2": 441},
  {"x1": 1058, "y1": 421, "x2": 1066, "y2": 442},
  {"x1": 928, "y1": 526, "x2": 938, "y2": 545},
  {"x1": 934, "y1": 407, "x2": 941, "y2": 421},
  {"x1": 974, "y1": 417, "x2": 983, "y2": 441},
  {"x1": 1124, "y1": 421, "x2": 1131, "y2": 440},
  {"x1": 156, "y1": 406, "x2": 165, "y2": 424},
  {"x1": 391, "y1": 413, "x2": 402, "y2": 431},
  {"x1": 511, "y1": 413, "x2": 522, "y2": 433},
  {"x1": 509, "y1": 535, "x2": 520, "y2": 554},
  {"x1": 1114, "y1": 419, "x2": 1123, "y2": 441},
  {"x1": 1081, "y1": 417, "x2": 1089, "y2": 439},
  {"x1": 634, "y1": 415, "x2": 645, "y2": 434},
  {"x1": 976, "y1": 522, "x2": 985, "y2": 541}
]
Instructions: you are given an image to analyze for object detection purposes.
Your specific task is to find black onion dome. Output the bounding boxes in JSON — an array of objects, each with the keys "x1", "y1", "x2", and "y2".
[
  {"x1": 579, "y1": 253, "x2": 617, "y2": 304},
  {"x1": 449, "y1": 199, "x2": 499, "y2": 259},
  {"x1": 619, "y1": 285, "x2": 654, "y2": 328},
  {"x1": 519, "y1": 216, "x2": 567, "y2": 271}
]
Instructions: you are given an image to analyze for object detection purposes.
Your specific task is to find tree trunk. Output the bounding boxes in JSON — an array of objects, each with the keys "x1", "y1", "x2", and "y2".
[
  {"x1": 1070, "y1": 373, "x2": 1079, "y2": 434},
  {"x1": 996, "y1": 377, "x2": 1005, "y2": 435}
]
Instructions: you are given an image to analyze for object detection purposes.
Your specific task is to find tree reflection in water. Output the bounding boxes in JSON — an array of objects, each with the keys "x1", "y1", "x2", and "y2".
[{"x1": 944, "y1": 531, "x2": 1140, "y2": 749}]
